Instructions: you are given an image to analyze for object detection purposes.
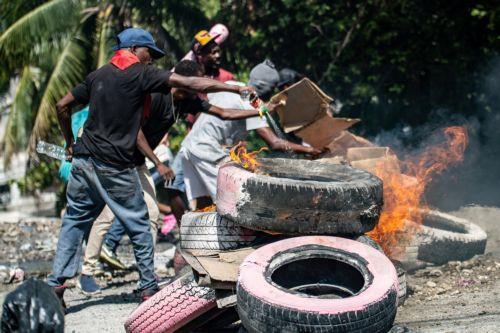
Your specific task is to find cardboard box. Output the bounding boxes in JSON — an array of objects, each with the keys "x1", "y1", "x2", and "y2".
[
  {"x1": 347, "y1": 147, "x2": 397, "y2": 162},
  {"x1": 270, "y1": 78, "x2": 359, "y2": 148},
  {"x1": 323, "y1": 131, "x2": 376, "y2": 157},
  {"x1": 271, "y1": 78, "x2": 334, "y2": 133},
  {"x1": 347, "y1": 147, "x2": 401, "y2": 174},
  {"x1": 295, "y1": 115, "x2": 360, "y2": 148}
]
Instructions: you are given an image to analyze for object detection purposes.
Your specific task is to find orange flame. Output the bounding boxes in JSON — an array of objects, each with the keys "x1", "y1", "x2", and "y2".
[
  {"x1": 229, "y1": 142, "x2": 268, "y2": 172},
  {"x1": 368, "y1": 126, "x2": 468, "y2": 255},
  {"x1": 195, "y1": 204, "x2": 216, "y2": 212}
]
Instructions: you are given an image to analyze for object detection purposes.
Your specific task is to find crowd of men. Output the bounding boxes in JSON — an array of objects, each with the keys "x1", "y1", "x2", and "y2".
[{"x1": 48, "y1": 25, "x2": 320, "y2": 311}]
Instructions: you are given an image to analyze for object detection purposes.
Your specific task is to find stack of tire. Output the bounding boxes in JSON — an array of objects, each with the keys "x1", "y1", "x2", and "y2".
[{"x1": 125, "y1": 158, "x2": 405, "y2": 333}]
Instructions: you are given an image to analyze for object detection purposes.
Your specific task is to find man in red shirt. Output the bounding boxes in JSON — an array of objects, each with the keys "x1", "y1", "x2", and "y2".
[{"x1": 192, "y1": 29, "x2": 234, "y2": 82}]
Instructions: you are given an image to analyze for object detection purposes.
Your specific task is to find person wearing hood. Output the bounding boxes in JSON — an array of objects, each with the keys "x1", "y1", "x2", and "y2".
[{"x1": 180, "y1": 60, "x2": 322, "y2": 209}]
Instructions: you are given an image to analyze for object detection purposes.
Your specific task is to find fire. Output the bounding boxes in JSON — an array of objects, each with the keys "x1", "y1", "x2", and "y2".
[
  {"x1": 195, "y1": 204, "x2": 216, "y2": 212},
  {"x1": 229, "y1": 142, "x2": 268, "y2": 172},
  {"x1": 368, "y1": 126, "x2": 468, "y2": 255}
]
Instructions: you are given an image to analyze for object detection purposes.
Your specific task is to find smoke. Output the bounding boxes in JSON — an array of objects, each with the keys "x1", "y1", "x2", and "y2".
[{"x1": 371, "y1": 58, "x2": 500, "y2": 211}]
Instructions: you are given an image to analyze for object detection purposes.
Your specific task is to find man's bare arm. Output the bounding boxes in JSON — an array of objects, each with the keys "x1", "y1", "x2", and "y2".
[
  {"x1": 256, "y1": 127, "x2": 324, "y2": 155},
  {"x1": 136, "y1": 128, "x2": 174, "y2": 180},
  {"x1": 56, "y1": 92, "x2": 76, "y2": 153},
  {"x1": 206, "y1": 105, "x2": 259, "y2": 120},
  {"x1": 168, "y1": 73, "x2": 254, "y2": 95}
]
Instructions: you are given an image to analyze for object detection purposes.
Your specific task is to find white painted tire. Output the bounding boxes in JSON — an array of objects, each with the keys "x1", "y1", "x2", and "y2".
[{"x1": 180, "y1": 212, "x2": 256, "y2": 251}]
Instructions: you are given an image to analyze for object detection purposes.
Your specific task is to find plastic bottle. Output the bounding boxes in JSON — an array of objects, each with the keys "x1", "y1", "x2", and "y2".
[{"x1": 36, "y1": 141, "x2": 67, "y2": 160}]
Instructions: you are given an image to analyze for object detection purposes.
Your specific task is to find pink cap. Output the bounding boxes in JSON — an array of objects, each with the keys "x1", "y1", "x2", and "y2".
[{"x1": 209, "y1": 23, "x2": 229, "y2": 45}]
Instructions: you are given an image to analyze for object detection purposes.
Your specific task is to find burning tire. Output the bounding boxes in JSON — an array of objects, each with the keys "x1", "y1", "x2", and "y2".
[
  {"x1": 180, "y1": 212, "x2": 256, "y2": 251},
  {"x1": 124, "y1": 271, "x2": 216, "y2": 333},
  {"x1": 217, "y1": 158, "x2": 383, "y2": 235},
  {"x1": 237, "y1": 236, "x2": 398, "y2": 333},
  {"x1": 407, "y1": 210, "x2": 487, "y2": 265}
]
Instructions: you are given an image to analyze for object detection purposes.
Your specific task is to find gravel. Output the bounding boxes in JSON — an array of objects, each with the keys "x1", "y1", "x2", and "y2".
[{"x1": 0, "y1": 205, "x2": 499, "y2": 332}]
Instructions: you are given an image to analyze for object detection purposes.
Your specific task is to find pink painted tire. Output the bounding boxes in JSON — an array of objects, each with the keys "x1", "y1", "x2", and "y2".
[
  {"x1": 124, "y1": 272, "x2": 216, "y2": 333},
  {"x1": 216, "y1": 159, "x2": 383, "y2": 235},
  {"x1": 237, "y1": 236, "x2": 398, "y2": 333}
]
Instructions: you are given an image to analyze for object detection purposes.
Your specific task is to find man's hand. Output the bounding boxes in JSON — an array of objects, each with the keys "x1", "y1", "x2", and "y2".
[
  {"x1": 306, "y1": 146, "x2": 329, "y2": 158},
  {"x1": 265, "y1": 99, "x2": 286, "y2": 113},
  {"x1": 156, "y1": 163, "x2": 175, "y2": 181},
  {"x1": 306, "y1": 147, "x2": 330, "y2": 159},
  {"x1": 238, "y1": 85, "x2": 256, "y2": 100},
  {"x1": 65, "y1": 146, "x2": 73, "y2": 162}
]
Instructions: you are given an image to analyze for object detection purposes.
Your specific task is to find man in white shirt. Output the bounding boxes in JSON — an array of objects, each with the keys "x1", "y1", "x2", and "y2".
[{"x1": 180, "y1": 60, "x2": 322, "y2": 208}]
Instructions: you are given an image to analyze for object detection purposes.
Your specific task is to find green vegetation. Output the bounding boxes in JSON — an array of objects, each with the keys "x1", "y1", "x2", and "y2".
[{"x1": 0, "y1": 0, "x2": 498, "y2": 194}]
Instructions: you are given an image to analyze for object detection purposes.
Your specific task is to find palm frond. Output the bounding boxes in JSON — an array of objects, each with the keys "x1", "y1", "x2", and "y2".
[
  {"x1": 96, "y1": 5, "x2": 114, "y2": 68},
  {"x1": 29, "y1": 32, "x2": 89, "y2": 152},
  {"x1": 0, "y1": 0, "x2": 80, "y2": 68},
  {"x1": 3, "y1": 66, "x2": 41, "y2": 166}
]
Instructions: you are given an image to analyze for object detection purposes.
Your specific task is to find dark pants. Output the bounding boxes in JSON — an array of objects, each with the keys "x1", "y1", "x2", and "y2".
[{"x1": 47, "y1": 156, "x2": 157, "y2": 291}]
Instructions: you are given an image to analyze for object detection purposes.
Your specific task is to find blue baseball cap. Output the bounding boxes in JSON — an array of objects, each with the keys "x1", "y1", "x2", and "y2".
[{"x1": 113, "y1": 28, "x2": 165, "y2": 59}]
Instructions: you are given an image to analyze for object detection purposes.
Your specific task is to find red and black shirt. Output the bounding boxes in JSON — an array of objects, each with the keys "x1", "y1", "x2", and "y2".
[{"x1": 71, "y1": 51, "x2": 171, "y2": 167}]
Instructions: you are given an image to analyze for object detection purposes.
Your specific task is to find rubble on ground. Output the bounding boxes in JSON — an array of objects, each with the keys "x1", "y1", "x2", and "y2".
[{"x1": 406, "y1": 254, "x2": 500, "y2": 303}]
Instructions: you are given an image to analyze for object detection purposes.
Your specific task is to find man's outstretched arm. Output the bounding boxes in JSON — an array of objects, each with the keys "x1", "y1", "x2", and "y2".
[
  {"x1": 168, "y1": 73, "x2": 254, "y2": 95},
  {"x1": 206, "y1": 105, "x2": 260, "y2": 120},
  {"x1": 256, "y1": 127, "x2": 324, "y2": 156}
]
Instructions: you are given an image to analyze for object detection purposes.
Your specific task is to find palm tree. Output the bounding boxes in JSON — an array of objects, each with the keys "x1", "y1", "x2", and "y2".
[{"x1": 0, "y1": 0, "x2": 209, "y2": 168}]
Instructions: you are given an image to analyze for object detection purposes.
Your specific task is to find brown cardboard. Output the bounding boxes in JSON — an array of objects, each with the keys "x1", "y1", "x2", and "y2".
[
  {"x1": 346, "y1": 146, "x2": 401, "y2": 174},
  {"x1": 350, "y1": 156, "x2": 401, "y2": 174},
  {"x1": 181, "y1": 247, "x2": 256, "y2": 287},
  {"x1": 347, "y1": 147, "x2": 397, "y2": 161},
  {"x1": 197, "y1": 257, "x2": 239, "y2": 283},
  {"x1": 271, "y1": 78, "x2": 333, "y2": 133},
  {"x1": 324, "y1": 131, "x2": 376, "y2": 157},
  {"x1": 295, "y1": 115, "x2": 360, "y2": 148}
]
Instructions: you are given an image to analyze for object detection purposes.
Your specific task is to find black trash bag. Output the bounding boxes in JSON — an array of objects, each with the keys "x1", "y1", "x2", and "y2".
[{"x1": 1, "y1": 278, "x2": 64, "y2": 333}]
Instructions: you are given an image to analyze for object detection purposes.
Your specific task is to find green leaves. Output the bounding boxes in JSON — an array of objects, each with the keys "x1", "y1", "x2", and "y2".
[
  {"x1": 29, "y1": 31, "x2": 89, "y2": 151},
  {"x1": 0, "y1": 0, "x2": 80, "y2": 68},
  {"x1": 3, "y1": 66, "x2": 41, "y2": 166}
]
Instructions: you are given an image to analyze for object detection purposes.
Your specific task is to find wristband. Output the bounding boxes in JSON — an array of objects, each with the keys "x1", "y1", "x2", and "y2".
[{"x1": 258, "y1": 108, "x2": 264, "y2": 118}]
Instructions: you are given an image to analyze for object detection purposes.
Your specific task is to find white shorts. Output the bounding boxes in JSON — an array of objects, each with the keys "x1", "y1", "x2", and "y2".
[{"x1": 180, "y1": 148, "x2": 219, "y2": 201}]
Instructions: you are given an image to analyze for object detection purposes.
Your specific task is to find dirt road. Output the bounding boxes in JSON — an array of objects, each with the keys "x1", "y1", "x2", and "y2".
[{"x1": 1, "y1": 205, "x2": 499, "y2": 332}]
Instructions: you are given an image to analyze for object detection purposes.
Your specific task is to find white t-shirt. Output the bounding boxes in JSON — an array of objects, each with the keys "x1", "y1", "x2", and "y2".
[{"x1": 182, "y1": 81, "x2": 268, "y2": 162}]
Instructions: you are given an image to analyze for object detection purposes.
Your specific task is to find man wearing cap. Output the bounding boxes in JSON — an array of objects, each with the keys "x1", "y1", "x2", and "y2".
[
  {"x1": 48, "y1": 28, "x2": 259, "y2": 309},
  {"x1": 78, "y1": 60, "x2": 262, "y2": 295},
  {"x1": 180, "y1": 60, "x2": 322, "y2": 208},
  {"x1": 192, "y1": 29, "x2": 234, "y2": 83}
]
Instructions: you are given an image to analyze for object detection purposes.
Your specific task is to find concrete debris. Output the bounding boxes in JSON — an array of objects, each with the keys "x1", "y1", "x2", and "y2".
[{"x1": 407, "y1": 254, "x2": 499, "y2": 302}]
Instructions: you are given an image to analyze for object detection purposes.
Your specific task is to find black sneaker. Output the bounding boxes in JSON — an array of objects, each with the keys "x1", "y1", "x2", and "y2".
[
  {"x1": 100, "y1": 243, "x2": 127, "y2": 270},
  {"x1": 140, "y1": 285, "x2": 159, "y2": 302},
  {"x1": 77, "y1": 274, "x2": 102, "y2": 295},
  {"x1": 52, "y1": 286, "x2": 67, "y2": 313}
]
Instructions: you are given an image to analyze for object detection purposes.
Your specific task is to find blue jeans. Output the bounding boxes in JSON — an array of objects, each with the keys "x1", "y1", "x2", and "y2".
[
  {"x1": 104, "y1": 219, "x2": 125, "y2": 253},
  {"x1": 165, "y1": 152, "x2": 185, "y2": 192},
  {"x1": 47, "y1": 156, "x2": 157, "y2": 291}
]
